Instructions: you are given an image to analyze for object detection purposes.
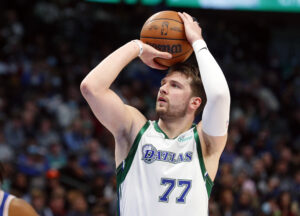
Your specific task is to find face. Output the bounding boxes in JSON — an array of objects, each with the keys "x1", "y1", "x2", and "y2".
[{"x1": 156, "y1": 72, "x2": 193, "y2": 120}]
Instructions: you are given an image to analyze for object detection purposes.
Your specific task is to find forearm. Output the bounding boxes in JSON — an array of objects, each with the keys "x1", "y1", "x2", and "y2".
[
  {"x1": 81, "y1": 41, "x2": 139, "y2": 92},
  {"x1": 193, "y1": 39, "x2": 230, "y2": 136}
]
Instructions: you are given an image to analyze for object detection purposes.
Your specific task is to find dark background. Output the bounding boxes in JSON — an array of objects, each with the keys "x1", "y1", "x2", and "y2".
[{"x1": 0, "y1": 1, "x2": 299, "y2": 216}]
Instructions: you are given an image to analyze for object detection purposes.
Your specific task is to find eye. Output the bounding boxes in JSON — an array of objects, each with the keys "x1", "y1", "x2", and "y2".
[{"x1": 172, "y1": 83, "x2": 179, "y2": 88}]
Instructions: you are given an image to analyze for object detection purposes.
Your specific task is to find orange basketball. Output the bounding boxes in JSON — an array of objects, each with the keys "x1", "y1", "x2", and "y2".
[{"x1": 140, "y1": 11, "x2": 193, "y2": 67}]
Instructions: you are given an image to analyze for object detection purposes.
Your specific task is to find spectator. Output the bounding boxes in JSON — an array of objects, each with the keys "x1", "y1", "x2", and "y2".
[
  {"x1": 31, "y1": 188, "x2": 54, "y2": 216},
  {"x1": 219, "y1": 189, "x2": 237, "y2": 216},
  {"x1": 67, "y1": 190, "x2": 90, "y2": 216},
  {"x1": 0, "y1": 1, "x2": 298, "y2": 214},
  {"x1": 17, "y1": 144, "x2": 49, "y2": 177},
  {"x1": 4, "y1": 110, "x2": 25, "y2": 149},
  {"x1": 36, "y1": 118, "x2": 60, "y2": 148},
  {"x1": 47, "y1": 142, "x2": 67, "y2": 170},
  {"x1": 0, "y1": 130, "x2": 14, "y2": 162},
  {"x1": 59, "y1": 154, "x2": 87, "y2": 192},
  {"x1": 49, "y1": 187, "x2": 67, "y2": 216},
  {"x1": 63, "y1": 119, "x2": 86, "y2": 153}
]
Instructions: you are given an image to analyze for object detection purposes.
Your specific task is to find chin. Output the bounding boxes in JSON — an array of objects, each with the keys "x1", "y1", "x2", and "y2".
[{"x1": 156, "y1": 107, "x2": 167, "y2": 117}]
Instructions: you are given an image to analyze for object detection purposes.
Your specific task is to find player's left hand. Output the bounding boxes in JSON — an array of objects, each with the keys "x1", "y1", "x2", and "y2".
[
  {"x1": 178, "y1": 12, "x2": 203, "y2": 45},
  {"x1": 139, "y1": 41, "x2": 172, "y2": 70}
]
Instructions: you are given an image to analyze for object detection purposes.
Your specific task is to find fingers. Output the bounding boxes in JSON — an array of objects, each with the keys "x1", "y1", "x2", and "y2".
[
  {"x1": 139, "y1": 43, "x2": 172, "y2": 69},
  {"x1": 143, "y1": 43, "x2": 172, "y2": 59},
  {"x1": 150, "y1": 60, "x2": 169, "y2": 70},
  {"x1": 141, "y1": 57, "x2": 169, "y2": 70},
  {"x1": 178, "y1": 12, "x2": 198, "y2": 24},
  {"x1": 156, "y1": 51, "x2": 172, "y2": 59},
  {"x1": 178, "y1": 12, "x2": 185, "y2": 22},
  {"x1": 153, "y1": 51, "x2": 172, "y2": 70},
  {"x1": 178, "y1": 12, "x2": 189, "y2": 24},
  {"x1": 183, "y1": 12, "x2": 194, "y2": 22}
]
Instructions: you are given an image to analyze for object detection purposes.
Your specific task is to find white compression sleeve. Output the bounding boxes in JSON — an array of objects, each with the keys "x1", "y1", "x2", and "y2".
[{"x1": 193, "y1": 39, "x2": 230, "y2": 136}]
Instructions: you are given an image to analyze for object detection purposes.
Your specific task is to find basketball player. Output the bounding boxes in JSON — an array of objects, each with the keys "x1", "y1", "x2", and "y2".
[
  {"x1": 0, "y1": 163, "x2": 38, "y2": 216},
  {"x1": 80, "y1": 12, "x2": 230, "y2": 216}
]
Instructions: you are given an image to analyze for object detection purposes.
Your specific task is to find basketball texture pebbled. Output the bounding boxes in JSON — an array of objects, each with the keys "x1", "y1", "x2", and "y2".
[{"x1": 140, "y1": 11, "x2": 193, "y2": 67}]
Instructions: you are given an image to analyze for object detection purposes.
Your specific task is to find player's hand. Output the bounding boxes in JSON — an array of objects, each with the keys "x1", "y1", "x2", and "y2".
[
  {"x1": 138, "y1": 41, "x2": 172, "y2": 70},
  {"x1": 178, "y1": 12, "x2": 203, "y2": 45}
]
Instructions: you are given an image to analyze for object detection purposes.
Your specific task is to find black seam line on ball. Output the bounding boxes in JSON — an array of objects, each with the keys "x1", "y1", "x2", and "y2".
[
  {"x1": 147, "y1": 18, "x2": 183, "y2": 24},
  {"x1": 140, "y1": 36, "x2": 187, "y2": 41}
]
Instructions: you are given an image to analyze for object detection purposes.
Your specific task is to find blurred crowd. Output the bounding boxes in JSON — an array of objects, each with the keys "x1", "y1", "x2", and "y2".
[{"x1": 0, "y1": 0, "x2": 299, "y2": 216}]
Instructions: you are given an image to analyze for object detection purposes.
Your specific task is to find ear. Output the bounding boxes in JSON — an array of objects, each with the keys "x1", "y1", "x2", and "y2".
[{"x1": 190, "y1": 97, "x2": 202, "y2": 111}]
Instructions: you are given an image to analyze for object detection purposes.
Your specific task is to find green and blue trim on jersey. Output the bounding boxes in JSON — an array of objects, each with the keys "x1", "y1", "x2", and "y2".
[
  {"x1": 193, "y1": 127, "x2": 214, "y2": 197},
  {"x1": 116, "y1": 121, "x2": 150, "y2": 216}
]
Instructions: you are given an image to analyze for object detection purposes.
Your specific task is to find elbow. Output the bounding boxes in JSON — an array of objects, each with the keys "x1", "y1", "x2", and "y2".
[
  {"x1": 80, "y1": 79, "x2": 107, "y2": 100},
  {"x1": 209, "y1": 88, "x2": 231, "y2": 105},
  {"x1": 221, "y1": 91, "x2": 231, "y2": 108},
  {"x1": 80, "y1": 80, "x2": 90, "y2": 98},
  {"x1": 218, "y1": 88, "x2": 230, "y2": 101},
  {"x1": 80, "y1": 79, "x2": 100, "y2": 99}
]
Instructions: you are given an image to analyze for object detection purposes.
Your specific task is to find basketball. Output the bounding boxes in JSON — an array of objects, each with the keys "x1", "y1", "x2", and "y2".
[{"x1": 140, "y1": 11, "x2": 193, "y2": 67}]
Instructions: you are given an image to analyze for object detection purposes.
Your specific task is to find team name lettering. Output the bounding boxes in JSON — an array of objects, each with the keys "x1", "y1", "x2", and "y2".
[{"x1": 142, "y1": 144, "x2": 193, "y2": 164}]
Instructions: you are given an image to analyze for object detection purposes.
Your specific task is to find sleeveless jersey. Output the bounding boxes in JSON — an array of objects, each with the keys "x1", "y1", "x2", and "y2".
[
  {"x1": 117, "y1": 120, "x2": 213, "y2": 216},
  {"x1": 0, "y1": 190, "x2": 15, "y2": 216}
]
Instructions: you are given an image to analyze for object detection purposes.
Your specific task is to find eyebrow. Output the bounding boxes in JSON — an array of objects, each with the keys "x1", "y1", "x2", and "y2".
[
  {"x1": 171, "y1": 80, "x2": 184, "y2": 87},
  {"x1": 161, "y1": 78, "x2": 184, "y2": 87}
]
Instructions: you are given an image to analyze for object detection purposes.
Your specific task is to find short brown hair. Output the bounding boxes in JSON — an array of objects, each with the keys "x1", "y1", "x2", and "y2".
[{"x1": 167, "y1": 63, "x2": 206, "y2": 116}]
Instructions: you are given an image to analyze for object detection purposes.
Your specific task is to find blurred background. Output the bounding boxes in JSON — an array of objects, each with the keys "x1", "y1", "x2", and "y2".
[{"x1": 0, "y1": 0, "x2": 299, "y2": 216}]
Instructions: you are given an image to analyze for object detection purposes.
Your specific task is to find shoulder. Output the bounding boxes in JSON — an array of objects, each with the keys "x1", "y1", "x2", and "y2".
[
  {"x1": 9, "y1": 198, "x2": 38, "y2": 216},
  {"x1": 114, "y1": 108, "x2": 148, "y2": 166},
  {"x1": 123, "y1": 105, "x2": 147, "y2": 139},
  {"x1": 115, "y1": 105, "x2": 147, "y2": 146},
  {"x1": 126, "y1": 105, "x2": 147, "y2": 124}
]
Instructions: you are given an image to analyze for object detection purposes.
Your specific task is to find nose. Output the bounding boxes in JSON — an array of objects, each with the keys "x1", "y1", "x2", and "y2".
[{"x1": 159, "y1": 84, "x2": 168, "y2": 95}]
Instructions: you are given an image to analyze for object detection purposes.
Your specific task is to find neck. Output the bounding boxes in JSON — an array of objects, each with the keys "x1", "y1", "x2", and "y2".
[{"x1": 158, "y1": 116, "x2": 194, "y2": 139}]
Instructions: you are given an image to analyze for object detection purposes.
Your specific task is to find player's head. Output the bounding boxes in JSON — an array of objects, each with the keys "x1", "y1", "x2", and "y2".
[{"x1": 156, "y1": 63, "x2": 206, "y2": 120}]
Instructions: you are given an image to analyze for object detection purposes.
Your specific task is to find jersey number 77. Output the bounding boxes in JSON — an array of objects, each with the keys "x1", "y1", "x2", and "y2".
[{"x1": 159, "y1": 178, "x2": 192, "y2": 204}]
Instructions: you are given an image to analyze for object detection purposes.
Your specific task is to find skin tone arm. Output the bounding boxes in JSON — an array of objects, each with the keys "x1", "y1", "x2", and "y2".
[
  {"x1": 179, "y1": 12, "x2": 230, "y2": 180},
  {"x1": 80, "y1": 40, "x2": 172, "y2": 166},
  {"x1": 9, "y1": 198, "x2": 38, "y2": 216}
]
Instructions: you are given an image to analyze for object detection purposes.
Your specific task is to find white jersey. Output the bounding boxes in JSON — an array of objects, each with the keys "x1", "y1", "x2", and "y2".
[
  {"x1": 0, "y1": 190, "x2": 15, "y2": 216},
  {"x1": 117, "y1": 120, "x2": 213, "y2": 216}
]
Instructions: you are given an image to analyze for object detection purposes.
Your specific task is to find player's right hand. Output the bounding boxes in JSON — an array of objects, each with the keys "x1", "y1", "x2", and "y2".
[
  {"x1": 178, "y1": 12, "x2": 203, "y2": 45},
  {"x1": 137, "y1": 41, "x2": 172, "y2": 70}
]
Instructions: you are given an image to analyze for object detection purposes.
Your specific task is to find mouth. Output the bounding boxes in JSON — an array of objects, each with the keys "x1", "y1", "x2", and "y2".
[{"x1": 158, "y1": 97, "x2": 167, "y2": 103}]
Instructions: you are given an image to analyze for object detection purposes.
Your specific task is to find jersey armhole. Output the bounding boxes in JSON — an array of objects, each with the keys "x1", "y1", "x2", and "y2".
[
  {"x1": 193, "y1": 127, "x2": 214, "y2": 198},
  {"x1": 116, "y1": 120, "x2": 150, "y2": 184},
  {"x1": 116, "y1": 121, "x2": 150, "y2": 216}
]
